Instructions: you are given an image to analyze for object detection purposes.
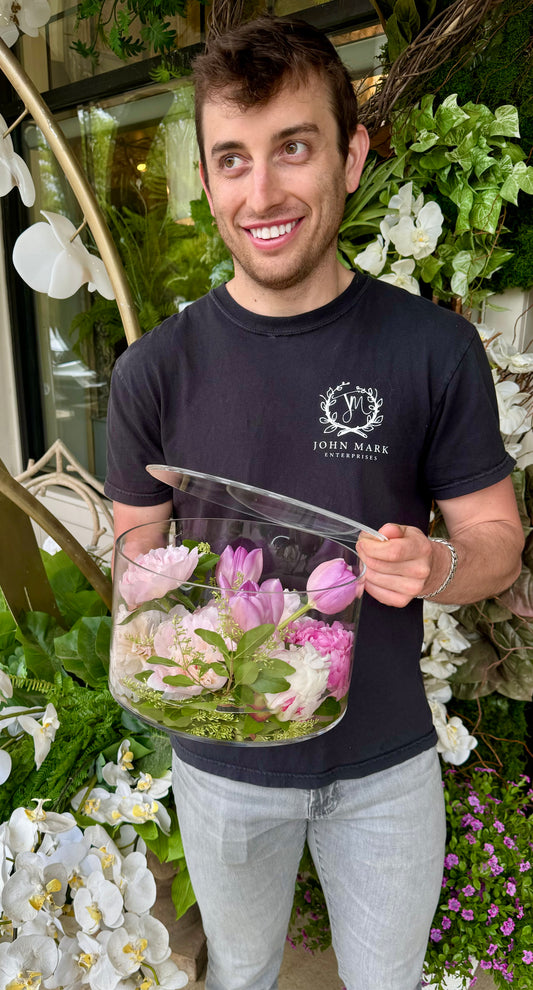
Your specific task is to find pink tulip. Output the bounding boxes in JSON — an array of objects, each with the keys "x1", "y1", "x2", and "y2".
[
  {"x1": 306, "y1": 558, "x2": 360, "y2": 615},
  {"x1": 215, "y1": 545, "x2": 263, "y2": 591},
  {"x1": 228, "y1": 578, "x2": 284, "y2": 632},
  {"x1": 119, "y1": 544, "x2": 199, "y2": 608}
]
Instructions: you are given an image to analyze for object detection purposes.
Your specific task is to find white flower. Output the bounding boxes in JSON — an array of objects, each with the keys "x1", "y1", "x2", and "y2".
[
  {"x1": 134, "y1": 770, "x2": 172, "y2": 800},
  {"x1": 50, "y1": 930, "x2": 122, "y2": 990},
  {"x1": 107, "y1": 913, "x2": 171, "y2": 976},
  {"x1": 0, "y1": 113, "x2": 36, "y2": 206},
  {"x1": 0, "y1": 0, "x2": 51, "y2": 46},
  {"x1": 120, "y1": 851, "x2": 157, "y2": 913},
  {"x1": 493, "y1": 376, "x2": 531, "y2": 435},
  {"x1": 476, "y1": 325, "x2": 533, "y2": 374},
  {"x1": 428, "y1": 612, "x2": 470, "y2": 657},
  {"x1": 73, "y1": 871, "x2": 124, "y2": 933},
  {"x1": 2, "y1": 852, "x2": 67, "y2": 924},
  {"x1": 0, "y1": 935, "x2": 58, "y2": 989},
  {"x1": 0, "y1": 748, "x2": 12, "y2": 784},
  {"x1": 264, "y1": 643, "x2": 329, "y2": 721},
  {"x1": 17, "y1": 703, "x2": 59, "y2": 769},
  {"x1": 386, "y1": 182, "x2": 421, "y2": 219},
  {"x1": 4, "y1": 802, "x2": 76, "y2": 855},
  {"x1": 378, "y1": 259, "x2": 421, "y2": 295},
  {"x1": 0, "y1": 669, "x2": 13, "y2": 698},
  {"x1": 423, "y1": 676, "x2": 453, "y2": 704},
  {"x1": 12, "y1": 210, "x2": 115, "y2": 300},
  {"x1": 420, "y1": 655, "x2": 457, "y2": 680},
  {"x1": 435, "y1": 715, "x2": 478, "y2": 765},
  {"x1": 388, "y1": 200, "x2": 443, "y2": 260},
  {"x1": 140, "y1": 958, "x2": 188, "y2": 990}
]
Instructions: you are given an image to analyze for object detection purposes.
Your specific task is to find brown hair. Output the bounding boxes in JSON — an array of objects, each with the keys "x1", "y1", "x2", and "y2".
[{"x1": 193, "y1": 15, "x2": 358, "y2": 174}]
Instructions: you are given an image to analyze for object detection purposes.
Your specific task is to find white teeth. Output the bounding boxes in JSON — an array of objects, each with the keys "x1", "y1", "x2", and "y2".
[{"x1": 249, "y1": 220, "x2": 297, "y2": 240}]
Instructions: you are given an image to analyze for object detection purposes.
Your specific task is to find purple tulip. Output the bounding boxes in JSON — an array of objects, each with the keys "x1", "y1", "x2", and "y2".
[
  {"x1": 306, "y1": 558, "x2": 360, "y2": 615},
  {"x1": 228, "y1": 578, "x2": 284, "y2": 632},
  {"x1": 215, "y1": 545, "x2": 263, "y2": 592}
]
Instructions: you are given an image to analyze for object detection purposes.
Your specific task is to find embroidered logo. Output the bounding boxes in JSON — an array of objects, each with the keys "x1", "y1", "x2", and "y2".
[{"x1": 319, "y1": 382, "x2": 384, "y2": 438}]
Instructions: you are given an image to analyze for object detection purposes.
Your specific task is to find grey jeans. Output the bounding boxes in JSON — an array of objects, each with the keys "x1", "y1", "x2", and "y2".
[{"x1": 172, "y1": 746, "x2": 446, "y2": 990}]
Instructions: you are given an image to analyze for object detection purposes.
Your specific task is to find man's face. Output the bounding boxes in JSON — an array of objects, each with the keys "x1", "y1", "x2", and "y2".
[{"x1": 200, "y1": 74, "x2": 368, "y2": 300}]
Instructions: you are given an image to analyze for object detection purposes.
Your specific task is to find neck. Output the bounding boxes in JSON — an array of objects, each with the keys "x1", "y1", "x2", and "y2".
[{"x1": 226, "y1": 260, "x2": 354, "y2": 317}]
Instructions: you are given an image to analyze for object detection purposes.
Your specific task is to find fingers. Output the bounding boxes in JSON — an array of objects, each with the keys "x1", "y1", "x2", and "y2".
[{"x1": 357, "y1": 524, "x2": 433, "y2": 607}]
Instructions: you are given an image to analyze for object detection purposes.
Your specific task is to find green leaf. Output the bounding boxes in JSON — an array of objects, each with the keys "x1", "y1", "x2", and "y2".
[
  {"x1": 16, "y1": 611, "x2": 64, "y2": 681},
  {"x1": 54, "y1": 616, "x2": 111, "y2": 687},
  {"x1": 234, "y1": 624, "x2": 275, "y2": 659},
  {"x1": 163, "y1": 674, "x2": 197, "y2": 686},
  {"x1": 253, "y1": 674, "x2": 290, "y2": 693},
  {"x1": 171, "y1": 865, "x2": 196, "y2": 920},
  {"x1": 470, "y1": 189, "x2": 502, "y2": 234},
  {"x1": 434, "y1": 95, "x2": 470, "y2": 138},
  {"x1": 487, "y1": 105, "x2": 520, "y2": 139},
  {"x1": 233, "y1": 660, "x2": 260, "y2": 686},
  {"x1": 194, "y1": 628, "x2": 230, "y2": 659}
]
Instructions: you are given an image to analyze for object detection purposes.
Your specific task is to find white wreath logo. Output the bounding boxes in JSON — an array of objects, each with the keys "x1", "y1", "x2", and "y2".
[{"x1": 319, "y1": 382, "x2": 384, "y2": 438}]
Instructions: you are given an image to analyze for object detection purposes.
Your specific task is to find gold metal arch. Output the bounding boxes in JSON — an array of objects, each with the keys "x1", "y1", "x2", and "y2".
[{"x1": 0, "y1": 36, "x2": 142, "y2": 345}]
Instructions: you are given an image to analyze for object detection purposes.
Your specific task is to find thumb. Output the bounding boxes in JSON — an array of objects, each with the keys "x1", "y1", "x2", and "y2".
[{"x1": 378, "y1": 523, "x2": 407, "y2": 541}]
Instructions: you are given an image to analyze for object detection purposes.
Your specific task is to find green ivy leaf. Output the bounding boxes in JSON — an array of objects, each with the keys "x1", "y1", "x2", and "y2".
[{"x1": 487, "y1": 105, "x2": 521, "y2": 139}]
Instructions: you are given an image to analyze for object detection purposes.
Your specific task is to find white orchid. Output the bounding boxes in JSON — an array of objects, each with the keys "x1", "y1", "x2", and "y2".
[
  {"x1": 353, "y1": 221, "x2": 391, "y2": 276},
  {"x1": 387, "y1": 199, "x2": 444, "y2": 260},
  {"x1": 17, "y1": 703, "x2": 59, "y2": 769},
  {"x1": 13, "y1": 210, "x2": 115, "y2": 300},
  {"x1": 0, "y1": 748, "x2": 12, "y2": 785},
  {"x1": 107, "y1": 913, "x2": 171, "y2": 977},
  {"x1": 50, "y1": 930, "x2": 122, "y2": 990},
  {"x1": 379, "y1": 259, "x2": 421, "y2": 295},
  {"x1": 435, "y1": 714, "x2": 478, "y2": 765},
  {"x1": 476, "y1": 324, "x2": 533, "y2": 374},
  {"x1": 120, "y1": 851, "x2": 157, "y2": 913},
  {"x1": 420, "y1": 655, "x2": 458, "y2": 680},
  {"x1": 0, "y1": 0, "x2": 51, "y2": 46},
  {"x1": 386, "y1": 182, "x2": 423, "y2": 219},
  {"x1": 0, "y1": 113, "x2": 36, "y2": 206},
  {"x1": 425, "y1": 612, "x2": 471, "y2": 657},
  {"x1": 138, "y1": 958, "x2": 189, "y2": 990},
  {"x1": 1, "y1": 853, "x2": 67, "y2": 925},
  {"x1": 73, "y1": 871, "x2": 124, "y2": 933},
  {"x1": 0, "y1": 934, "x2": 58, "y2": 988},
  {"x1": 493, "y1": 376, "x2": 531, "y2": 436},
  {"x1": 422, "y1": 676, "x2": 453, "y2": 704},
  {"x1": 0, "y1": 669, "x2": 13, "y2": 699}
]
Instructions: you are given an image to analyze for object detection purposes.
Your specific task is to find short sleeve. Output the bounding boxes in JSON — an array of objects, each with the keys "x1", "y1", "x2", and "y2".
[
  {"x1": 423, "y1": 329, "x2": 514, "y2": 500},
  {"x1": 104, "y1": 349, "x2": 173, "y2": 506}
]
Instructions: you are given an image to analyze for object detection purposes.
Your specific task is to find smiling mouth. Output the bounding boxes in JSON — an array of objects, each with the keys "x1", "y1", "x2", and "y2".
[{"x1": 246, "y1": 219, "x2": 300, "y2": 241}]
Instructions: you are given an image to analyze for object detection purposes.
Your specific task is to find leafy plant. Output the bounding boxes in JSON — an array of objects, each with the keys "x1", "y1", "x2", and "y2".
[
  {"x1": 340, "y1": 95, "x2": 533, "y2": 310},
  {"x1": 72, "y1": 0, "x2": 207, "y2": 62}
]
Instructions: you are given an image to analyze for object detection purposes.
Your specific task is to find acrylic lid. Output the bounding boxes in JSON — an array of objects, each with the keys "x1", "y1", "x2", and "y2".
[{"x1": 146, "y1": 464, "x2": 385, "y2": 542}]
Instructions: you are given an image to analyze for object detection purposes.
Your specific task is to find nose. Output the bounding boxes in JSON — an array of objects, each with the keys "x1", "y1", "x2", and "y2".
[{"x1": 246, "y1": 161, "x2": 285, "y2": 217}]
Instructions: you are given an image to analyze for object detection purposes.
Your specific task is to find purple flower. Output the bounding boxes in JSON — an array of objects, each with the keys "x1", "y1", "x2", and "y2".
[
  {"x1": 216, "y1": 545, "x2": 263, "y2": 591},
  {"x1": 484, "y1": 842, "x2": 494, "y2": 854},
  {"x1": 487, "y1": 944, "x2": 498, "y2": 955},
  {"x1": 430, "y1": 928, "x2": 442, "y2": 942},
  {"x1": 522, "y1": 951, "x2": 533, "y2": 964},
  {"x1": 462, "y1": 884, "x2": 476, "y2": 896},
  {"x1": 480, "y1": 961, "x2": 492, "y2": 970},
  {"x1": 448, "y1": 898, "x2": 461, "y2": 912},
  {"x1": 444, "y1": 854, "x2": 459, "y2": 869},
  {"x1": 306, "y1": 558, "x2": 360, "y2": 614},
  {"x1": 441, "y1": 916, "x2": 452, "y2": 930},
  {"x1": 519, "y1": 860, "x2": 530, "y2": 872},
  {"x1": 488, "y1": 855, "x2": 504, "y2": 876},
  {"x1": 304, "y1": 890, "x2": 312, "y2": 903},
  {"x1": 501, "y1": 918, "x2": 515, "y2": 936},
  {"x1": 504, "y1": 836, "x2": 516, "y2": 849},
  {"x1": 505, "y1": 880, "x2": 516, "y2": 897},
  {"x1": 228, "y1": 578, "x2": 284, "y2": 631},
  {"x1": 488, "y1": 904, "x2": 499, "y2": 919},
  {"x1": 461, "y1": 909, "x2": 474, "y2": 921},
  {"x1": 493, "y1": 820, "x2": 505, "y2": 833},
  {"x1": 465, "y1": 833, "x2": 477, "y2": 844}
]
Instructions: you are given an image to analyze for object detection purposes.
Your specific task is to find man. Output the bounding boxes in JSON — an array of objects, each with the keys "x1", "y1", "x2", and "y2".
[{"x1": 104, "y1": 16, "x2": 524, "y2": 990}]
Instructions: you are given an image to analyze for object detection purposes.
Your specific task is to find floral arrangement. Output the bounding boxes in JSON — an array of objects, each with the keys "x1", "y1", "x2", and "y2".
[
  {"x1": 0, "y1": 800, "x2": 188, "y2": 990},
  {"x1": 112, "y1": 540, "x2": 363, "y2": 744},
  {"x1": 424, "y1": 768, "x2": 533, "y2": 989}
]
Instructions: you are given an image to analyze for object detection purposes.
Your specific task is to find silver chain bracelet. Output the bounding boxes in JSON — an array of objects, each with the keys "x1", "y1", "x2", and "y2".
[{"x1": 416, "y1": 537, "x2": 458, "y2": 600}]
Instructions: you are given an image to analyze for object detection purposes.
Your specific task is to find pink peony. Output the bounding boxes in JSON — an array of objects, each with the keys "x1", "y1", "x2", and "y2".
[
  {"x1": 119, "y1": 545, "x2": 199, "y2": 609},
  {"x1": 286, "y1": 617, "x2": 354, "y2": 700},
  {"x1": 150, "y1": 603, "x2": 228, "y2": 697}
]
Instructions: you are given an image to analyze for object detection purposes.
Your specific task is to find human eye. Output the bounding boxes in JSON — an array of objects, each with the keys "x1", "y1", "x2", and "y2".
[
  {"x1": 283, "y1": 140, "x2": 307, "y2": 158},
  {"x1": 220, "y1": 153, "x2": 245, "y2": 172}
]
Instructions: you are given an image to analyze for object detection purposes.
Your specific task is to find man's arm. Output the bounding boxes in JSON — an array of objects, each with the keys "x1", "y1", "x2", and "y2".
[
  {"x1": 112, "y1": 500, "x2": 172, "y2": 572},
  {"x1": 356, "y1": 476, "x2": 524, "y2": 608}
]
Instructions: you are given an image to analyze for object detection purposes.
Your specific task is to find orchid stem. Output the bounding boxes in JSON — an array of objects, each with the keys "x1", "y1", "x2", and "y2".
[
  {"x1": 70, "y1": 217, "x2": 88, "y2": 242},
  {"x1": 2, "y1": 107, "x2": 28, "y2": 138}
]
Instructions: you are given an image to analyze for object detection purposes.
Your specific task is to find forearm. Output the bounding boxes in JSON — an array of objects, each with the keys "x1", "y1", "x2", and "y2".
[{"x1": 420, "y1": 519, "x2": 524, "y2": 605}]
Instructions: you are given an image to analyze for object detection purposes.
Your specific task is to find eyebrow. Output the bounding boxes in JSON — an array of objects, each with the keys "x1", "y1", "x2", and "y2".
[{"x1": 209, "y1": 122, "x2": 320, "y2": 159}]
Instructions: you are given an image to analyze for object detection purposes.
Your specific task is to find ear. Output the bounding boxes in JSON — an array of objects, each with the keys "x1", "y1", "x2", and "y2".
[
  {"x1": 344, "y1": 125, "x2": 370, "y2": 194},
  {"x1": 200, "y1": 163, "x2": 215, "y2": 217}
]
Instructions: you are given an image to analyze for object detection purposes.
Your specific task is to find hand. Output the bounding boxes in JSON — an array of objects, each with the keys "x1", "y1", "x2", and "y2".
[{"x1": 356, "y1": 523, "x2": 436, "y2": 608}]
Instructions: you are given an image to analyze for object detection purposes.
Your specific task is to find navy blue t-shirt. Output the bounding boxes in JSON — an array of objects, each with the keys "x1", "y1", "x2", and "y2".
[{"x1": 104, "y1": 274, "x2": 513, "y2": 787}]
